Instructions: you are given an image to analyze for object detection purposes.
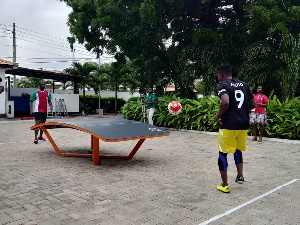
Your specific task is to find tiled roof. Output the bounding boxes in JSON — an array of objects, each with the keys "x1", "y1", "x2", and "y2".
[{"x1": 0, "y1": 59, "x2": 13, "y2": 66}]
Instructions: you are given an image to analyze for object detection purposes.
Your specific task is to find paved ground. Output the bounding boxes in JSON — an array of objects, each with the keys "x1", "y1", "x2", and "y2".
[{"x1": 0, "y1": 115, "x2": 299, "y2": 225}]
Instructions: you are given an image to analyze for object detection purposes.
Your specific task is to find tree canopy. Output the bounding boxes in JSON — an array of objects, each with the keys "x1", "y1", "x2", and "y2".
[{"x1": 61, "y1": 0, "x2": 300, "y2": 99}]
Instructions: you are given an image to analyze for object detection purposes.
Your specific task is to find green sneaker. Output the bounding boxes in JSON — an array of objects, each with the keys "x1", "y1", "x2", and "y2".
[{"x1": 217, "y1": 184, "x2": 230, "y2": 193}]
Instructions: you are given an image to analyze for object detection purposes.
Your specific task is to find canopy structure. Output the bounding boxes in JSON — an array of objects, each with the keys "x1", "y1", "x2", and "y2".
[
  {"x1": 0, "y1": 59, "x2": 81, "y2": 117},
  {"x1": 0, "y1": 59, "x2": 80, "y2": 94},
  {"x1": 0, "y1": 59, "x2": 80, "y2": 83},
  {"x1": 5, "y1": 67, "x2": 80, "y2": 83}
]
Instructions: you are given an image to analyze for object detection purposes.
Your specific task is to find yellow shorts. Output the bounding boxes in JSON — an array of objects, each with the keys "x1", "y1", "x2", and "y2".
[{"x1": 218, "y1": 129, "x2": 248, "y2": 153}]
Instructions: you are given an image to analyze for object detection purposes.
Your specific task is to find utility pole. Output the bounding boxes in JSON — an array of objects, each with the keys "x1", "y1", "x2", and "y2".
[{"x1": 12, "y1": 23, "x2": 17, "y2": 88}]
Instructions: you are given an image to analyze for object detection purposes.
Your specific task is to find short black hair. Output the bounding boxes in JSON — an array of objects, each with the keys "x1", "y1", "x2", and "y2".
[
  {"x1": 39, "y1": 80, "x2": 45, "y2": 85},
  {"x1": 217, "y1": 64, "x2": 232, "y2": 75}
]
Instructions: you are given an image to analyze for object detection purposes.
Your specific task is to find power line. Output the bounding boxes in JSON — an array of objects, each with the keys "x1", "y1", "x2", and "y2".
[
  {"x1": 1, "y1": 24, "x2": 68, "y2": 44},
  {"x1": 8, "y1": 31, "x2": 95, "y2": 56},
  {"x1": 0, "y1": 56, "x2": 96, "y2": 60},
  {"x1": 4, "y1": 34, "x2": 95, "y2": 58},
  {"x1": 16, "y1": 29, "x2": 91, "y2": 52},
  {"x1": 16, "y1": 59, "x2": 91, "y2": 64},
  {"x1": 15, "y1": 35, "x2": 95, "y2": 57},
  {"x1": 17, "y1": 45, "x2": 72, "y2": 58},
  {"x1": 1, "y1": 23, "x2": 95, "y2": 55},
  {"x1": 0, "y1": 23, "x2": 115, "y2": 63}
]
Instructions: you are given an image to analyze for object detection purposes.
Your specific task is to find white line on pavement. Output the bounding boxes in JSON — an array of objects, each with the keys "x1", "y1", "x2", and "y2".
[{"x1": 198, "y1": 179, "x2": 299, "y2": 225}]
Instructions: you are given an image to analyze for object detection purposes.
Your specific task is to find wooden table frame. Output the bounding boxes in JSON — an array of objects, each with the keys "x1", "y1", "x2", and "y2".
[{"x1": 31, "y1": 122, "x2": 169, "y2": 165}]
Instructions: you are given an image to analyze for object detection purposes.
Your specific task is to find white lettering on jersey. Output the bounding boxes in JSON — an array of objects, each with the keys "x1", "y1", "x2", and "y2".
[
  {"x1": 218, "y1": 89, "x2": 226, "y2": 96},
  {"x1": 231, "y1": 83, "x2": 244, "y2": 87}
]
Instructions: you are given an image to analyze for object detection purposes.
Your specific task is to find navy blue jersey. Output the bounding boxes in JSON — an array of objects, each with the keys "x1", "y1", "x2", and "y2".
[{"x1": 216, "y1": 78, "x2": 254, "y2": 130}]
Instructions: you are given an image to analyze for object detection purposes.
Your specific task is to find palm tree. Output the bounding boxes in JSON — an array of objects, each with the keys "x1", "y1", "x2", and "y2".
[
  {"x1": 65, "y1": 62, "x2": 98, "y2": 105},
  {"x1": 92, "y1": 61, "x2": 140, "y2": 113}
]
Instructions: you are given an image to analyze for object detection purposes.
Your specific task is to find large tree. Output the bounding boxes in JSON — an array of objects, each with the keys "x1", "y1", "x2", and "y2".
[{"x1": 61, "y1": 0, "x2": 300, "y2": 99}]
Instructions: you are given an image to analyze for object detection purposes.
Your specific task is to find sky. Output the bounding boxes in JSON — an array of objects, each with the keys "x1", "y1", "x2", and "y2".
[{"x1": 0, "y1": 0, "x2": 114, "y2": 71}]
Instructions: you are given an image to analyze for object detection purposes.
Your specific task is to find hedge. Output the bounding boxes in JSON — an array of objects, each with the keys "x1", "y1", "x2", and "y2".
[
  {"x1": 121, "y1": 95, "x2": 300, "y2": 140},
  {"x1": 80, "y1": 95, "x2": 126, "y2": 114}
]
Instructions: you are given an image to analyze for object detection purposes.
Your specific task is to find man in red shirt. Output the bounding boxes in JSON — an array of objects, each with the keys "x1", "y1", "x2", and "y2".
[
  {"x1": 250, "y1": 86, "x2": 268, "y2": 142},
  {"x1": 30, "y1": 80, "x2": 53, "y2": 144}
]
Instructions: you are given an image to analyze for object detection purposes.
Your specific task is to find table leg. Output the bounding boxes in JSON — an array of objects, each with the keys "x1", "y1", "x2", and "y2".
[
  {"x1": 40, "y1": 126, "x2": 92, "y2": 158},
  {"x1": 92, "y1": 136, "x2": 100, "y2": 165},
  {"x1": 99, "y1": 138, "x2": 146, "y2": 159},
  {"x1": 128, "y1": 138, "x2": 146, "y2": 159},
  {"x1": 41, "y1": 126, "x2": 63, "y2": 156}
]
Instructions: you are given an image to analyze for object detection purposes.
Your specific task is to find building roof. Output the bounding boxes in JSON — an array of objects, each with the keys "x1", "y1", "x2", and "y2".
[
  {"x1": 0, "y1": 59, "x2": 14, "y2": 68},
  {"x1": 0, "y1": 59, "x2": 80, "y2": 82}
]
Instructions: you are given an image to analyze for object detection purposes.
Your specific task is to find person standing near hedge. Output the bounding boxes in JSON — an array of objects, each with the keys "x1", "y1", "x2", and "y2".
[
  {"x1": 214, "y1": 64, "x2": 256, "y2": 193},
  {"x1": 250, "y1": 85, "x2": 268, "y2": 142},
  {"x1": 143, "y1": 88, "x2": 156, "y2": 125}
]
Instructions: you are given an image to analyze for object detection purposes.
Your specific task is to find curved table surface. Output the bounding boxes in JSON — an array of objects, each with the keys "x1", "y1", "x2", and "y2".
[{"x1": 31, "y1": 119, "x2": 170, "y2": 142}]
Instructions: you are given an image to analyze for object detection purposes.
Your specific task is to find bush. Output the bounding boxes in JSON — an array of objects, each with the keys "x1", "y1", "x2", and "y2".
[
  {"x1": 121, "y1": 95, "x2": 300, "y2": 140},
  {"x1": 264, "y1": 96, "x2": 300, "y2": 140},
  {"x1": 80, "y1": 95, "x2": 126, "y2": 114},
  {"x1": 121, "y1": 96, "x2": 220, "y2": 131}
]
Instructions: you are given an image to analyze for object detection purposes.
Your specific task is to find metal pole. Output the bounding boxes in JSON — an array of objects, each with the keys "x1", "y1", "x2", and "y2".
[
  {"x1": 12, "y1": 23, "x2": 16, "y2": 88},
  {"x1": 72, "y1": 47, "x2": 75, "y2": 66},
  {"x1": 99, "y1": 84, "x2": 101, "y2": 109},
  {"x1": 7, "y1": 76, "x2": 10, "y2": 98},
  {"x1": 98, "y1": 54, "x2": 101, "y2": 110}
]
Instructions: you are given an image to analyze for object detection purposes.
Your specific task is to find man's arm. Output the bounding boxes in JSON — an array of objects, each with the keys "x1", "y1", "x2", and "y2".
[
  {"x1": 29, "y1": 91, "x2": 37, "y2": 115},
  {"x1": 214, "y1": 94, "x2": 229, "y2": 124},
  {"x1": 143, "y1": 95, "x2": 155, "y2": 104},
  {"x1": 0, "y1": 85, "x2": 4, "y2": 94},
  {"x1": 48, "y1": 100, "x2": 53, "y2": 112},
  {"x1": 29, "y1": 101, "x2": 33, "y2": 115},
  {"x1": 261, "y1": 102, "x2": 268, "y2": 108},
  {"x1": 257, "y1": 96, "x2": 268, "y2": 108}
]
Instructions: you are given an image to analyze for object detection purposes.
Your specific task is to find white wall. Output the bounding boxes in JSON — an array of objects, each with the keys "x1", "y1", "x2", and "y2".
[
  {"x1": 53, "y1": 89, "x2": 139, "y2": 101},
  {"x1": 0, "y1": 69, "x2": 6, "y2": 115},
  {"x1": 52, "y1": 94, "x2": 79, "y2": 113},
  {"x1": 10, "y1": 88, "x2": 140, "y2": 101},
  {"x1": 10, "y1": 88, "x2": 36, "y2": 97},
  {"x1": 10, "y1": 88, "x2": 79, "y2": 113},
  {"x1": 10, "y1": 88, "x2": 140, "y2": 114}
]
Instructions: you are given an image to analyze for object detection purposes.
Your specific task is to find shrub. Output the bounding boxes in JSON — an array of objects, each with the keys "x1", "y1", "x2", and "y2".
[
  {"x1": 264, "y1": 96, "x2": 300, "y2": 140},
  {"x1": 121, "y1": 95, "x2": 300, "y2": 140},
  {"x1": 80, "y1": 95, "x2": 126, "y2": 114}
]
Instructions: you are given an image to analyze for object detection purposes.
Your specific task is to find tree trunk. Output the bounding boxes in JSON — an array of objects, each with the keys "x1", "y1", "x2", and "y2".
[
  {"x1": 115, "y1": 89, "x2": 118, "y2": 113},
  {"x1": 114, "y1": 75, "x2": 118, "y2": 113},
  {"x1": 83, "y1": 85, "x2": 86, "y2": 106}
]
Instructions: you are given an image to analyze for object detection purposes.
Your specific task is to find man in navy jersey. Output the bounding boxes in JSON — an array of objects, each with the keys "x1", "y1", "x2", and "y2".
[{"x1": 214, "y1": 64, "x2": 256, "y2": 193}]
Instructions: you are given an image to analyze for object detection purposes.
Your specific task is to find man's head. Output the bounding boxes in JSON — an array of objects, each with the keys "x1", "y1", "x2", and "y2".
[
  {"x1": 256, "y1": 85, "x2": 263, "y2": 94},
  {"x1": 148, "y1": 88, "x2": 153, "y2": 93},
  {"x1": 39, "y1": 80, "x2": 46, "y2": 91},
  {"x1": 217, "y1": 64, "x2": 232, "y2": 82}
]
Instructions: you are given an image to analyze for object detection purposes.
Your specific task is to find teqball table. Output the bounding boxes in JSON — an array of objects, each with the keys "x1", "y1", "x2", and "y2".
[{"x1": 30, "y1": 119, "x2": 170, "y2": 165}]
